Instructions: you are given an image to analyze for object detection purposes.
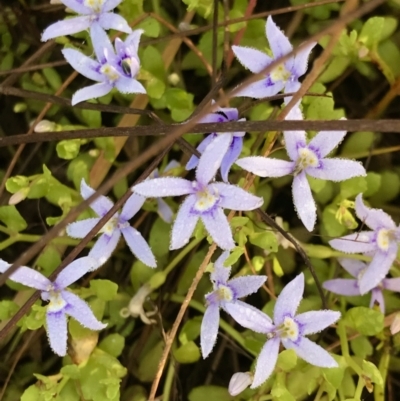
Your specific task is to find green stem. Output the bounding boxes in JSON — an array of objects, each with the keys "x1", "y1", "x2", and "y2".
[
  {"x1": 374, "y1": 347, "x2": 390, "y2": 401},
  {"x1": 162, "y1": 360, "x2": 175, "y2": 401},
  {"x1": 353, "y1": 377, "x2": 364, "y2": 401},
  {"x1": 0, "y1": 237, "x2": 16, "y2": 251}
]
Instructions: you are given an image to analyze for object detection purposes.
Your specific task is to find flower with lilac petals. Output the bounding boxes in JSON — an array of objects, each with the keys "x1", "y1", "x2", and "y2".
[
  {"x1": 329, "y1": 194, "x2": 400, "y2": 294},
  {"x1": 42, "y1": 0, "x2": 131, "y2": 41},
  {"x1": 132, "y1": 135, "x2": 263, "y2": 250},
  {"x1": 67, "y1": 179, "x2": 156, "y2": 269},
  {"x1": 232, "y1": 16, "x2": 316, "y2": 102},
  {"x1": 323, "y1": 258, "x2": 400, "y2": 314},
  {"x1": 225, "y1": 273, "x2": 340, "y2": 388},
  {"x1": 62, "y1": 24, "x2": 145, "y2": 105},
  {"x1": 201, "y1": 251, "x2": 267, "y2": 358},
  {"x1": 236, "y1": 106, "x2": 366, "y2": 231},
  {"x1": 0, "y1": 257, "x2": 106, "y2": 356},
  {"x1": 186, "y1": 104, "x2": 245, "y2": 182}
]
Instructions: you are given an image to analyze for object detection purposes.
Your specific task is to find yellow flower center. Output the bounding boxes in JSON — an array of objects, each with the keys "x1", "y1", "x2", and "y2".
[
  {"x1": 100, "y1": 64, "x2": 120, "y2": 82},
  {"x1": 270, "y1": 64, "x2": 291, "y2": 83},
  {"x1": 194, "y1": 188, "x2": 218, "y2": 212},
  {"x1": 294, "y1": 147, "x2": 319, "y2": 174},
  {"x1": 377, "y1": 228, "x2": 393, "y2": 251},
  {"x1": 100, "y1": 217, "x2": 118, "y2": 235},
  {"x1": 48, "y1": 291, "x2": 67, "y2": 313},
  {"x1": 84, "y1": 0, "x2": 105, "y2": 12},
  {"x1": 216, "y1": 285, "x2": 234, "y2": 302},
  {"x1": 279, "y1": 316, "x2": 299, "y2": 341}
]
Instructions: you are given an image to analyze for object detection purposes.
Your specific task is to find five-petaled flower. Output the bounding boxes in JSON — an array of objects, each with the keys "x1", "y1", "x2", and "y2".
[
  {"x1": 329, "y1": 194, "x2": 400, "y2": 294},
  {"x1": 201, "y1": 251, "x2": 267, "y2": 358},
  {"x1": 67, "y1": 179, "x2": 156, "y2": 269},
  {"x1": 186, "y1": 104, "x2": 246, "y2": 182},
  {"x1": 323, "y1": 258, "x2": 400, "y2": 314},
  {"x1": 62, "y1": 24, "x2": 145, "y2": 105},
  {"x1": 236, "y1": 106, "x2": 366, "y2": 231},
  {"x1": 0, "y1": 257, "x2": 106, "y2": 356},
  {"x1": 42, "y1": 0, "x2": 131, "y2": 41},
  {"x1": 227, "y1": 273, "x2": 340, "y2": 389},
  {"x1": 132, "y1": 135, "x2": 263, "y2": 250},
  {"x1": 232, "y1": 16, "x2": 315, "y2": 102}
]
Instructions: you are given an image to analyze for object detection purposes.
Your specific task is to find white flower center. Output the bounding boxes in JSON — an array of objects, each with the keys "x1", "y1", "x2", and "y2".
[
  {"x1": 194, "y1": 187, "x2": 218, "y2": 212},
  {"x1": 121, "y1": 57, "x2": 140, "y2": 78},
  {"x1": 377, "y1": 228, "x2": 392, "y2": 251},
  {"x1": 47, "y1": 291, "x2": 67, "y2": 313},
  {"x1": 295, "y1": 147, "x2": 319, "y2": 172},
  {"x1": 100, "y1": 217, "x2": 118, "y2": 235},
  {"x1": 279, "y1": 316, "x2": 299, "y2": 341},
  {"x1": 216, "y1": 285, "x2": 234, "y2": 302},
  {"x1": 84, "y1": 0, "x2": 105, "y2": 12},
  {"x1": 100, "y1": 64, "x2": 120, "y2": 82},
  {"x1": 270, "y1": 64, "x2": 291, "y2": 83}
]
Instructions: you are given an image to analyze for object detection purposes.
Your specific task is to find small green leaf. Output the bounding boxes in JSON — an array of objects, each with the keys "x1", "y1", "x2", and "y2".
[
  {"x1": 6, "y1": 175, "x2": 29, "y2": 193},
  {"x1": 345, "y1": 306, "x2": 384, "y2": 336},
  {"x1": 364, "y1": 172, "x2": 381, "y2": 197},
  {"x1": 173, "y1": 341, "x2": 201, "y2": 363},
  {"x1": 0, "y1": 300, "x2": 19, "y2": 321},
  {"x1": 362, "y1": 360, "x2": 383, "y2": 386},
  {"x1": 81, "y1": 108, "x2": 101, "y2": 128},
  {"x1": 56, "y1": 139, "x2": 81, "y2": 160},
  {"x1": 249, "y1": 231, "x2": 278, "y2": 253},
  {"x1": 188, "y1": 385, "x2": 231, "y2": 401},
  {"x1": 137, "y1": 18, "x2": 160, "y2": 38},
  {"x1": 0, "y1": 205, "x2": 27, "y2": 232},
  {"x1": 340, "y1": 176, "x2": 367, "y2": 199},
  {"x1": 276, "y1": 349, "x2": 297, "y2": 372},
  {"x1": 223, "y1": 246, "x2": 244, "y2": 266},
  {"x1": 90, "y1": 279, "x2": 118, "y2": 301},
  {"x1": 179, "y1": 317, "x2": 201, "y2": 344},
  {"x1": 99, "y1": 334, "x2": 125, "y2": 358},
  {"x1": 350, "y1": 336, "x2": 373, "y2": 359},
  {"x1": 60, "y1": 364, "x2": 81, "y2": 379}
]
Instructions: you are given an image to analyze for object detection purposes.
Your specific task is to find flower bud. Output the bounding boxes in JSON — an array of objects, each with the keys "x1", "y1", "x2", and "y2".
[
  {"x1": 228, "y1": 372, "x2": 253, "y2": 396},
  {"x1": 33, "y1": 120, "x2": 57, "y2": 133},
  {"x1": 391, "y1": 313, "x2": 400, "y2": 335}
]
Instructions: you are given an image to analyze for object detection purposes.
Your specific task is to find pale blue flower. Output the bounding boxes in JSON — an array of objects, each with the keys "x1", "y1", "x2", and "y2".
[
  {"x1": 236, "y1": 106, "x2": 366, "y2": 231},
  {"x1": 201, "y1": 251, "x2": 267, "y2": 358},
  {"x1": 329, "y1": 194, "x2": 400, "y2": 294},
  {"x1": 132, "y1": 134, "x2": 263, "y2": 250},
  {"x1": 186, "y1": 105, "x2": 245, "y2": 182},
  {"x1": 226, "y1": 273, "x2": 340, "y2": 388},
  {"x1": 0, "y1": 257, "x2": 106, "y2": 356},
  {"x1": 42, "y1": 0, "x2": 131, "y2": 41},
  {"x1": 67, "y1": 179, "x2": 156, "y2": 269},
  {"x1": 232, "y1": 16, "x2": 315, "y2": 102},
  {"x1": 323, "y1": 258, "x2": 400, "y2": 314},
  {"x1": 62, "y1": 24, "x2": 145, "y2": 105}
]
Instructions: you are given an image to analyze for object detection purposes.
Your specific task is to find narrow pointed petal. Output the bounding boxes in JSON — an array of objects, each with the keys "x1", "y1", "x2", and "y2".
[
  {"x1": 164, "y1": 160, "x2": 180, "y2": 172},
  {"x1": 115, "y1": 77, "x2": 146, "y2": 94},
  {"x1": 121, "y1": 226, "x2": 156, "y2": 268},
  {"x1": 307, "y1": 159, "x2": 366, "y2": 182},
  {"x1": 224, "y1": 300, "x2": 274, "y2": 334},
  {"x1": 235, "y1": 156, "x2": 294, "y2": 177},
  {"x1": 292, "y1": 171, "x2": 316, "y2": 231},
  {"x1": 0, "y1": 261, "x2": 50, "y2": 290},
  {"x1": 266, "y1": 16, "x2": 293, "y2": 68},
  {"x1": 170, "y1": 195, "x2": 199, "y2": 250},
  {"x1": 232, "y1": 45, "x2": 273, "y2": 73},
  {"x1": 201, "y1": 303, "x2": 220, "y2": 358},
  {"x1": 90, "y1": 23, "x2": 114, "y2": 63},
  {"x1": 382, "y1": 277, "x2": 400, "y2": 292},
  {"x1": 234, "y1": 79, "x2": 284, "y2": 99},
  {"x1": 293, "y1": 41, "x2": 316, "y2": 77},
  {"x1": 98, "y1": 13, "x2": 132, "y2": 33},
  {"x1": 80, "y1": 179, "x2": 114, "y2": 216},
  {"x1": 370, "y1": 288, "x2": 385, "y2": 313},
  {"x1": 61, "y1": 0, "x2": 92, "y2": 14},
  {"x1": 308, "y1": 131, "x2": 347, "y2": 158},
  {"x1": 157, "y1": 199, "x2": 174, "y2": 223},
  {"x1": 102, "y1": 0, "x2": 123, "y2": 12},
  {"x1": 359, "y1": 244, "x2": 398, "y2": 294},
  {"x1": 228, "y1": 275, "x2": 267, "y2": 298},
  {"x1": 283, "y1": 336, "x2": 337, "y2": 367},
  {"x1": 211, "y1": 251, "x2": 231, "y2": 284},
  {"x1": 66, "y1": 218, "x2": 101, "y2": 239},
  {"x1": 329, "y1": 232, "x2": 376, "y2": 254},
  {"x1": 61, "y1": 49, "x2": 102, "y2": 81},
  {"x1": 220, "y1": 136, "x2": 243, "y2": 182},
  {"x1": 133, "y1": 177, "x2": 194, "y2": 198},
  {"x1": 323, "y1": 279, "x2": 360, "y2": 296},
  {"x1": 283, "y1": 79, "x2": 301, "y2": 106},
  {"x1": 201, "y1": 208, "x2": 235, "y2": 250},
  {"x1": 214, "y1": 183, "x2": 263, "y2": 210},
  {"x1": 337, "y1": 258, "x2": 366, "y2": 277},
  {"x1": 283, "y1": 106, "x2": 306, "y2": 160},
  {"x1": 296, "y1": 310, "x2": 341, "y2": 335},
  {"x1": 196, "y1": 134, "x2": 232, "y2": 185},
  {"x1": 72, "y1": 83, "x2": 112, "y2": 105},
  {"x1": 55, "y1": 256, "x2": 96, "y2": 289},
  {"x1": 63, "y1": 291, "x2": 107, "y2": 330},
  {"x1": 122, "y1": 29, "x2": 144, "y2": 55},
  {"x1": 120, "y1": 192, "x2": 145, "y2": 221},
  {"x1": 42, "y1": 16, "x2": 91, "y2": 41},
  {"x1": 251, "y1": 337, "x2": 280, "y2": 388},
  {"x1": 220, "y1": 107, "x2": 239, "y2": 121},
  {"x1": 355, "y1": 194, "x2": 396, "y2": 230},
  {"x1": 46, "y1": 311, "x2": 67, "y2": 356},
  {"x1": 274, "y1": 273, "x2": 304, "y2": 325},
  {"x1": 89, "y1": 231, "x2": 121, "y2": 268},
  {"x1": 186, "y1": 134, "x2": 215, "y2": 171}
]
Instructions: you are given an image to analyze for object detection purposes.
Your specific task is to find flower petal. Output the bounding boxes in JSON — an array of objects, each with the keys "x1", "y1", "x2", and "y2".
[
  {"x1": 224, "y1": 300, "x2": 274, "y2": 334},
  {"x1": 200, "y1": 303, "x2": 220, "y2": 358},
  {"x1": 120, "y1": 192, "x2": 145, "y2": 221},
  {"x1": 89, "y1": 230, "x2": 121, "y2": 268},
  {"x1": 196, "y1": 134, "x2": 232, "y2": 186},
  {"x1": 62, "y1": 290, "x2": 107, "y2": 330},
  {"x1": 283, "y1": 79, "x2": 301, "y2": 106},
  {"x1": 329, "y1": 231, "x2": 377, "y2": 254},
  {"x1": 201, "y1": 208, "x2": 235, "y2": 250},
  {"x1": 251, "y1": 337, "x2": 280, "y2": 388},
  {"x1": 61, "y1": 48, "x2": 102, "y2": 81},
  {"x1": 66, "y1": 218, "x2": 101, "y2": 239},
  {"x1": 235, "y1": 156, "x2": 294, "y2": 177},
  {"x1": 234, "y1": 79, "x2": 285, "y2": 99},
  {"x1": 46, "y1": 311, "x2": 67, "y2": 356},
  {"x1": 121, "y1": 226, "x2": 156, "y2": 268},
  {"x1": 337, "y1": 258, "x2": 366, "y2": 277},
  {"x1": 292, "y1": 171, "x2": 316, "y2": 231},
  {"x1": 308, "y1": 130, "x2": 347, "y2": 158},
  {"x1": 98, "y1": 12, "x2": 132, "y2": 33},
  {"x1": 228, "y1": 275, "x2": 267, "y2": 298},
  {"x1": 186, "y1": 134, "x2": 216, "y2": 171},
  {"x1": 55, "y1": 256, "x2": 96, "y2": 289},
  {"x1": 266, "y1": 16, "x2": 293, "y2": 69},
  {"x1": 282, "y1": 336, "x2": 337, "y2": 367},
  {"x1": 355, "y1": 194, "x2": 396, "y2": 230},
  {"x1": 359, "y1": 244, "x2": 398, "y2": 294},
  {"x1": 274, "y1": 273, "x2": 304, "y2": 325},
  {"x1": 211, "y1": 251, "x2": 231, "y2": 284},
  {"x1": 72, "y1": 83, "x2": 112, "y2": 105},
  {"x1": 102, "y1": 0, "x2": 123, "y2": 12},
  {"x1": 121, "y1": 29, "x2": 143, "y2": 55},
  {"x1": 133, "y1": 177, "x2": 194, "y2": 198},
  {"x1": 80, "y1": 179, "x2": 114, "y2": 216},
  {"x1": 323, "y1": 279, "x2": 360, "y2": 296},
  {"x1": 382, "y1": 277, "x2": 400, "y2": 292},
  {"x1": 157, "y1": 199, "x2": 174, "y2": 223},
  {"x1": 90, "y1": 23, "x2": 115, "y2": 63},
  {"x1": 283, "y1": 106, "x2": 307, "y2": 160},
  {"x1": 307, "y1": 159, "x2": 366, "y2": 182},
  {"x1": 220, "y1": 136, "x2": 243, "y2": 182},
  {"x1": 42, "y1": 16, "x2": 91, "y2": 41},
  {"x1": 170, "y1": 195, "x2": 199, "y2": 250},
  {"x1": 296, "y1": 310, "x2": 341, "y2": 335},
  {"x1": 292, "y1": 41, "x2": 316, "y2": 77},
  {"x1": 62, "y1": 0, "x2": 92, "y2": 14},
  {"x1": 115, "y1": 77, "x2": 146, "y2": 94},
  {"x1": 370, "y1": 288, "x2": 385, "y2": 314},
  {"x1": 232, "y1": 45, "x2": 273, "y2": 73},
  {"x1": 214, "y1": 183, "x2": 263, "y2": 210}
]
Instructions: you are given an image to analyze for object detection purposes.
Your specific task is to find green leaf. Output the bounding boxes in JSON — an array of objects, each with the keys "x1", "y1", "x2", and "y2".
[
  {"x1": 0, "y1": 205, "x2": 27, "y2": 232},
  {"x1": 165, "y1": 88, "x2": 194, "y2": 122},
  {"x1": 81, "y1": 108, "x2": 102, "y2": 128},
  {"x1": 137, "y1": 18, "x2": 160, "y2": 38},
  {"x1": 98, "y1": 334, "x2": 125, "y2": 358},
  {"x1": 36, "y1": 246, "x2": 62, "y2": 276},
  {"x1": 223, "y1": 246, "x2": 244, "y2": 266},
  {"x1": 56, "y1": 140, "x2": 81, "y2": 160},
  {"x1": 6, "y1": 175, "x2": 29, "y2": 193},
  {"x1": 341, "y1": 132, "x2": 376, "y2": 156},
  {"x1": 370, "y1": 170, "x2": 400, "y2": 203},
  {"x1": 322, "y1": 203, "x2": 347, "y2": 238},
  {"x1": 173, "y1": 341, "x2": 201, "y2": 364},
  {"x1": 345, "y1": 306, "x2": 384, "y2": 336},
  {"x1": 146, "y1": 77, "x2": 165, "y2": 99},
  {"x1": 149, "y1": 218, "x2": 170, "y2": 267},
  {"x1": 0, "y1": 300, "x2": 19, "y2": 321},
  {"x1": 350, "y1": 335, "x2": 373, "y2": 359},
  {"x1": 319, "y1": 56, "x2": 350, "y2": 83},
  {"x1": 271, "y1": 380, "x2": 296, "y2": 401},
  {"x1": 249, "y1": 231, "x2": 278, "y2": 253},
  {"x1": 340, "y1": 176, "x2": 367, "y2": 199},
  {"x1": 42, "y1": 67, "x2": 62, "y2": 91},
  {"x1": 179, "y1": 317, "x2": 201, "y2": 344},
  {"x1": 188, "y1": 385, "x2": 231, "y2": 401},
  {"x1": 359, "y1": 17, "x2": 385, "y2": 47},
  {"x1": 136, "y1": 340, "x2": 164, "y2": 382},
  {"x1": 60, "y1": 364, "x2": 81, "y2": 379},
  {"x1": 21, "y1": 385, "x2": 41, "y2": 401},
  {"x1": 182, "y1": 0, "x2": 213, "y2": 17},
  {"x1": 362, "y1": 360, "x2": 383, "y2": 386},
  {"x1": 22, "y1": 304, "x2": 46, "y2": 330},
  {"x1": 90, "y1": 279, "x2": 118, "y2": 302},
  {"x1": 276, "y1": 349, "x2": 297, "y2": 372},
  {"x1": 364, "y1": 172, "x2": 381, "y2": 197}
]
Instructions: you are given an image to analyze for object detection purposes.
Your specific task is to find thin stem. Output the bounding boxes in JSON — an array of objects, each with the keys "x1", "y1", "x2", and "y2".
[{"x1": 162, "y1": 360, "x2": 175, "y2": 401}]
